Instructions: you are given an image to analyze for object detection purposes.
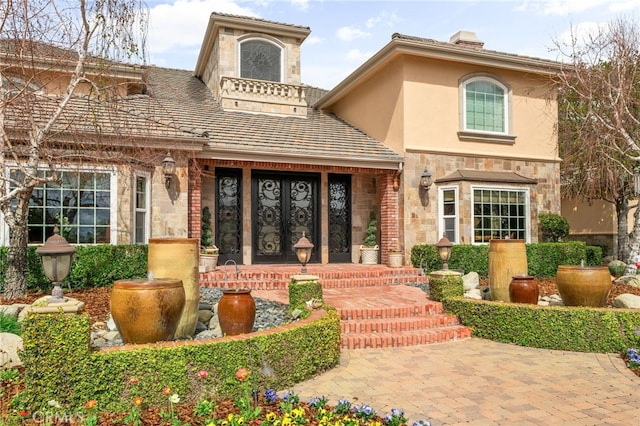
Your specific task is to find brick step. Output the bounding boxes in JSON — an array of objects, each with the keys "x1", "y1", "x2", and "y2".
[
  {"x1": 200, "y1": 266, "x2": 428, "y2": 290},
  {"x1": 202, "y1": 276, "x2": 427, "y2": 290},
  {"x1": 338, "y1": 301, "x2": 444, "y2": 320},
  {"x1": 341, "y1": 326, "x2": 472, "y2": 349},
  {"x1": 341, "y1": 313, "x2": 461, "y2": 333}
]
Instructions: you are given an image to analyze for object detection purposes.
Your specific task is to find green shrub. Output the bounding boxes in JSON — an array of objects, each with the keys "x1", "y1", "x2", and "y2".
[
  {"x1": 288, "y1": 277, "x2": 323, "y2": 316},
  {"x1": 608, "y1": 260, "x2": 627, "y2": 277},
  {"x1": 428, "y1": 274, "x2": 463, "y2": 302},
  {"x1": 363, "y1": 211, "x2": 377, "y2": 247},
  {"x1": 14, "y1": 308, "x2": 341, "y2": 413},
  {"x1": 539, "y1": 213, "x2": 570, "y2": 242},
  {"x1": 0, "y1": 312, "x2": 21, "y2": 335},
  {"x1": 443, "y1": 297, "x2": 640, "y2": 353},
  {"x1": 0, "y1": 245, "x2": 148, "y2": 293},
  {"x1": 411, "y1": 241, "x2": 595, "y2": 279}
]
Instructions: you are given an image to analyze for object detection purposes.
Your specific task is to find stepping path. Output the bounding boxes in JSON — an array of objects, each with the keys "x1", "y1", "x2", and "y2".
[{"x1": 290, "y1": 338, "x2": 640, "y2": 425}]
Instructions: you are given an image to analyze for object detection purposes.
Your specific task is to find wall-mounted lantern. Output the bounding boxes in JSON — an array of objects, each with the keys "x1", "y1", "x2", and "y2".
[
  {"x1": 634, "y1": 166, "x2": 640, "y2": 196},
  {"x1": 162, "y1": 152, "x2": 176, "y2": 189},
  {"x1": 36, "y1": 226, "x2": 76, "y2": 303},
  {"x1": 293, "y1": 232, "x2": 314, "y2": 274},
  {"x1": 419, "y1": 168, "x2": 432, "y2": 191},
  {"x1": 435, "y1": 232, "x2": 453, "y2": 271}
]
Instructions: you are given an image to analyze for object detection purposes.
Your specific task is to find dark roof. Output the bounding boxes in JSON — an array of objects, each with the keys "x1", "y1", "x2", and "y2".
[
  {"x1": 391, "y1": 33, "x2": 561, "y2": 68},
  {"x1": 142, "y1": 67, "x2": 403, "y2": 169},
  {"x1": 436, "y1": 169, "x2": 537, "y2": 184},
  {"x1": 209, "y1": 12, "x2": 310, "y2": 33}
]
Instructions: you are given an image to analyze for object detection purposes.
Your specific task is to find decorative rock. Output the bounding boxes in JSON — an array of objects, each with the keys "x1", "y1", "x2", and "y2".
[
  {"x1": 0, "y1": 332, "x2": 23, "y2": 368},
  {"x1": 198, "y1": 309, "x2": 213, "y2": 323},
  {"x1": 615, "y1": 275, "x2": 640, "y2": 288},
  {"x1": 107, "y1": 315, "x2": 117, "y2": 331},
  {"x1": 195, "y1": 321, "x2": 208, "y2": 333},
  {"x1": 290, "y1": 308, "x2": 303, "y2": 320},
  {"x1": 194, "y1": 329, "x2": 222, "y2": 340},
  {"x1": 480, "y1": 286, "x2": 491, "y2": 300},
  {"x1": 0, "y1": 304, "x2": 25, "y2": 318},
  {"x1": 198, "y1": 302, "x2": 213, "y2": 310},
  {"x1": 208, "y1": 316, "x2": 220, "y2": 330},
  {"x1": 103, "y1": 331, "x2": 122, "y2": 342},
  {"x1": 464, "y1": 289, "x2": 483, "y2": 300},
  {"x1": 462, "y1": 272, "x2": 480, "y2": 291},
  {"x1": 613, "y1": 294, "x2": 640, "y2": 309}
]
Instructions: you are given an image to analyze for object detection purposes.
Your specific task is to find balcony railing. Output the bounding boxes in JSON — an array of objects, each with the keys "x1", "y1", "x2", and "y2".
[{"x1": 220, "y1": 76, "x2": 307, "y2": 116}]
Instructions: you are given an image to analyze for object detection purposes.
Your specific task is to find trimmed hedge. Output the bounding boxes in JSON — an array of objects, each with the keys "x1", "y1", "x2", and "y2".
[
  {"x1": 0, "y1": 245, "x2": 148, "y2": 293},
  {"x1": 14, "y1": 308, "x2": 341, "y2": 413},
  {"x1": 428, "y1": 274, "x2": 463, "y2": 302},
  {"x1": 412, "y1": 241, "x2": 601, "y2": 279},
  {"x1": 443, "y1": 297, "x2": 640, "y2": 353}
]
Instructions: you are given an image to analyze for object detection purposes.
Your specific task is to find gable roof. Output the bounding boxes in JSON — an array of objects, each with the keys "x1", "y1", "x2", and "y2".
[
  {"x1": 145, "y1": 67, "x2": 403, "y2": 170},
  {"x1": 195, "y1": 12, "x2": 311, "y2": 77},
  {"x1": 316, "y1": 32, "x2": 562, "y2": 109}
]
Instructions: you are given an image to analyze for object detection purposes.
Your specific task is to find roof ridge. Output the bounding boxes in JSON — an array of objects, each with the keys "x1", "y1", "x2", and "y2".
[{"x1": 210, "y1": 11, "x2": 310, "y2": 31}]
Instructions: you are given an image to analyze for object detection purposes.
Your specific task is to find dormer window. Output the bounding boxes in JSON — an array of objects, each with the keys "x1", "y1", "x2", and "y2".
[{"x1": 240, "y1": 39, "x2": 282, "y2": 82}]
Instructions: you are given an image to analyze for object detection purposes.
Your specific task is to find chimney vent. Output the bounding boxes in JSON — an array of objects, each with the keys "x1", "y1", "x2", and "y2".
[{"x1": 450, "y1": 31, "x2": 484, "y2": 49}]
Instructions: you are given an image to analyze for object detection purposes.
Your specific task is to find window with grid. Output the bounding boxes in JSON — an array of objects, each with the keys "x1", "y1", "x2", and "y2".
[
  {"x1": 472, "y1": 188, "x2": 528, "y2": 243},
  {"x1": 134, "y1": 174, "x2": 148, "y2": 244},
  {"x1": 439, "y1": 187, "x2": 458, "y2": 243},
  {"x1": 240, "y1": 39, "x2": 282, "y2": 82},
  {"x1": 11, "y1": 169, "x2": 113, "y2": 244},
  {"x1": 464, "y1": 78, "x2": 507, "y2": 133}
]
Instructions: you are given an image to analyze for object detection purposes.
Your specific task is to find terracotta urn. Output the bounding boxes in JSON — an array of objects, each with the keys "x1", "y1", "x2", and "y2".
[
  {"x1": 218, "y1": 289, "x2": 256, "y2": 336},
  {"x1": 110, "y1": 278, "x2": 185, "y2": 344},
  {"x1": 509, "y1": 275, "x2": 539, "y2": 304},
  {"x1": 555, "y1": 265, "x2": 612, "y2": 307}
]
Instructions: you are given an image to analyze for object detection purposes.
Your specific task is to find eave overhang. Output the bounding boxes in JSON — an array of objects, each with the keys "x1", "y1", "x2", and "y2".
[{"x1": 316, "y1": 35, "x2": 563, "y2": 109}]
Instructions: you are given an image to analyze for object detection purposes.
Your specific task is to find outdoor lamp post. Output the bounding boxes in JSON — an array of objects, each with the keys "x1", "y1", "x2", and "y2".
[
  {"x1": 293, "y1": 232, "x2": 314, "y2": 274},
  {"x1": 36, "y1": 225, "x2": 76, "y2": 303},
  {"x1": 435, "y1": 232, "x2": 453, "y2": 271}
]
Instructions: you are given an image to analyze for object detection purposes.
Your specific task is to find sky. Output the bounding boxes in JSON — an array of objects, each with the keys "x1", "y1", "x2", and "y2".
[{"x1": 143, "y1": 0, "x2": 640, "y2": 89}]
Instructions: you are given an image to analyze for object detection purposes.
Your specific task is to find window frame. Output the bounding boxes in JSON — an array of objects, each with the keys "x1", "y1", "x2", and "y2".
[
  {"x1": 0, "y1": 164, "x2": 118, "y2": 246},
  {"x1": 237, "y1": 35, "x2": 284, "y2": 83},
  {"x1": 133, "y1": 171, "x2": 150, "y2": 244},
  {"x1": 470, "y1": 185, "x2": 530, "y2": 245},
  {"x1": 438, "y1": 185, "x2": 459, "y2": 244},
  {"x1": 459, "y1": 75, "x2": 514, "y2": 143}
]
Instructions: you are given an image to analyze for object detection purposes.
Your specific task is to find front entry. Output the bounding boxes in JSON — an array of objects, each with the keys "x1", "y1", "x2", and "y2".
[{"x1": 252, "y1": 171, "x2": 320, "y2": 264}]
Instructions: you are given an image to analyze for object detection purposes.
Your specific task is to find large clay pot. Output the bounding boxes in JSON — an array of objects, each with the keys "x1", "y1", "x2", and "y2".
[
  {"x1": 218, "y1": 289, "x2": 256, "y2": 336},
  {"x1": 556, "y1": 265, "x2": 612, "y2": 307},
  {"x1": 488, "y1": 239, "x2": 528, "y2": 302},
  {"x1": 148, "y1": 238, "x2": 199, "y2": 338},
  {"x1": 111, "y1": 279, "x2": 185, "y2": 344},
  {"x1": 509, "y1": 275, "x2": 539, "y2": 304}
]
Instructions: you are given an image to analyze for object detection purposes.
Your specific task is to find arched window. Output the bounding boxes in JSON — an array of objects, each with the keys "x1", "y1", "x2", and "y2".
[
  {"x1": 463, "y1": 77, "x2": 508, "y2": 134},
  {"x1": 240, "y1": 39, "x2": 282, "y2": 82}
]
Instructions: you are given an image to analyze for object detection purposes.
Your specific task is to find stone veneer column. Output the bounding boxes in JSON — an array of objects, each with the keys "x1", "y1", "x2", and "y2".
[
  {"x1": 379, "y1": 172, "x2": 400, "y2": 265},
  {"x1": 189, "y1": 159, "x2": 202, "y2": 241}
]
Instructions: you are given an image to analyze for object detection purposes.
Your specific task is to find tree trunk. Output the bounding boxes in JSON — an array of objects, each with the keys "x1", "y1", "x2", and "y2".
[
  {"x1": 2, "y1": 192, "x2": 31, "y2": 299},
  {"x1": 616, "y1": 197, "x2": 630, "y2": 262},
  {"x1": 627, "y1": 202, "x2": 640, "y2": 265}
]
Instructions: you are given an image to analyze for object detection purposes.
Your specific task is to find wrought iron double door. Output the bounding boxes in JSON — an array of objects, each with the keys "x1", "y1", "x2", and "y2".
[
  {"x1": 215, "y1": 169, "x2": 351, "y2": 264},
  {"x1": 252, "y1": 172, "x2": 320, "y2": 264}
]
